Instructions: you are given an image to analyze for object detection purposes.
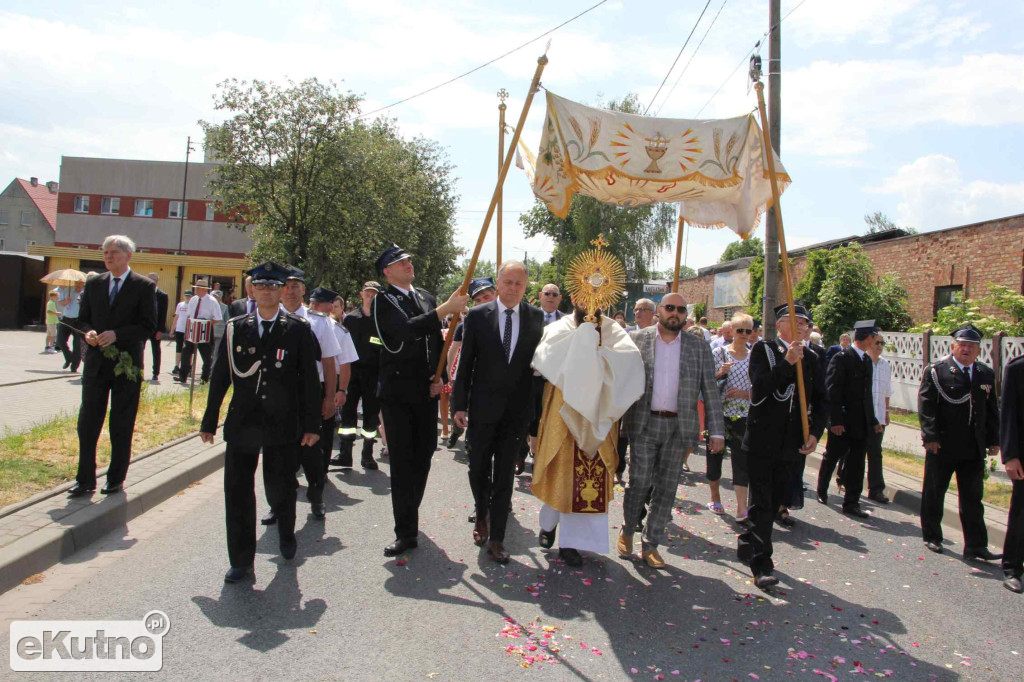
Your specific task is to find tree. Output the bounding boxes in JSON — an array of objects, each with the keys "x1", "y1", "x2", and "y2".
[
  {"x1": 518, "y1": 93, "x2": 676, "y2": 299},
  {"x1": 864, "y1": 210, "x2": 917, "y2": 235},
  {"x1": 793, "y1": 249, "x2": 832, "y2": 310},
  {"x1": 719, "y1": 236, "x2": 764, "y2": 263},
  {"x1": 200, "y1": 78, "x2": 460, "y2": 298},
  {"x1": 874, "y1": 274, "x2": 913, "y2": 333}
]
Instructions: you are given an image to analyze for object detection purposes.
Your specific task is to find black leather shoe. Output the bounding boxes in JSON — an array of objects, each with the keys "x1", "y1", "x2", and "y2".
[
  {"x1": 488, "y1": 541, "x2": 511, "y2": 564},
  {"x1": 868, "y1": 492, "x2": 890, "y2": 504},
  {"x1": 559, "y1": 548, "x2": 583, "y2": 567},
  {"x1": 311, "y1": 502, "x2": 326, "y2": 519},
  {"x1": 843, "y1": 505, "x2": 870, "y2": 519},
  {"x1": 754, "y1": 573, "x2": 779, "y2": 589},
  {"x1": 68, "y1": 483, "x2": 95, "y2": 498},
  {"x1": 816, "y1": 492, "x2": 828, "y2": 505},
  {"x1": 539, "y1": 527, "x2": 556, "y2": 549},
  {"x1": 361, "y1": 449, "x2": 379, "y2": 470},
  {"x1": 224, "y1": 566, "x2": 255, "y2": 583},
  {"x1": 100, "y1": 482, "x2": 123, "y2": 495},
  {"x1": 775, "y1": 512, "x2": 796, "y2": 527},
  {"x1": 384, "y1": 537, "x2": 418, "y2": 557},
  {"x1": 1004, "y1": 575, "x2": 1023, "y2": 593},
  {"x1": 261, "y1": 512, "x2": 277, "y2": 526},
  {"x1": 964, "y1": 548, "x2": 1003, "y2": 562},
  {"x1": 280, "y1": 536, "x2": 297, "y2": 560},
  {"x1": 924, "y1": 540, "x2": 943, "y2": 554}
]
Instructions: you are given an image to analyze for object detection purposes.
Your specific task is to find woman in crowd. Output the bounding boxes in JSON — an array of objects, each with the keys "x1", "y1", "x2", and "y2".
[{"x1": 709, "y1": 312, "x2": 754, "y2": 523}]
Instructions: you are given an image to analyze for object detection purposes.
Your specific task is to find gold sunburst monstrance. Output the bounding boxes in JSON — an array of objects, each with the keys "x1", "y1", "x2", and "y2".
[{"x1": 566, "y1": 234, "x2": 626, "y2": 323}]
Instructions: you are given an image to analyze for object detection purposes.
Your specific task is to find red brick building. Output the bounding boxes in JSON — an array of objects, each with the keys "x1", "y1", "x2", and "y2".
[{"x1": 679, "y1": 213, "x2": 1024, "y2": 326}]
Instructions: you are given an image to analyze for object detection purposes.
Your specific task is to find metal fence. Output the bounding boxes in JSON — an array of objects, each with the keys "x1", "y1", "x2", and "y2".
[{"x1": 881, "y1": 331, "x2": 1024, "y2": 411}]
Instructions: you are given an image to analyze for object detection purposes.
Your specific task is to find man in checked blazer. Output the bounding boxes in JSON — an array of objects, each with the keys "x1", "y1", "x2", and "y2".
[
  {"x1": 621, "y1": 292, "x2": 725, "y2": 568},
  {"x1": 69, "y1": 235, "x2": 157, "y2": 497}
]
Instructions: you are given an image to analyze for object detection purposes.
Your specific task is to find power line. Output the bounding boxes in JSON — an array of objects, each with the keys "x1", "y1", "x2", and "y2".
[
  {"x1": 655, "y1": 0, "x2": 729, "y2": 116},
  {"x1": 643, "y1": 0, "x2": 712, "y2": 115},
  {"x1": 357, "y1": 0, "x2": 611, "y2": 120}
]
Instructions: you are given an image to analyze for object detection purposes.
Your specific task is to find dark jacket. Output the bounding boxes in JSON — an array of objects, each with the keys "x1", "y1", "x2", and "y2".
[
  {"x1": 919, "y1": 355, "x2": 999, "y2": 461},
  {"x1": 826, "y1": 346, "x2": 877, "y2": 439},
  {"x1": 154, "y1": 288, "x2": 169, "y2": 334},
  {"x1": 451, "y1": 300, "x2": 544, "y2": 425},
  {"x1": 372, "y1": 284, "x2": 445, "y2": 402},
  {"x1": 743, "y1": 338, "x2": 827, "y2": 460},
  {"x1": 228, "y1": 298, "x2": 254, "y2": 318},
  {"x1": 342, "y1": 308, "x2": 381, "y2": 372},
  {"x1": 77, "y1": 270, "x2": 157, "y2": 378},
  {"x1": 201, "y1": 312, "x2": 321, "y2": 447},
  {"x1": 825, "y1": 344, "x2": 845, "y2": 366},
  {"x1": 1000, "y1": 355, "x2": 1024, "y2": 465}
]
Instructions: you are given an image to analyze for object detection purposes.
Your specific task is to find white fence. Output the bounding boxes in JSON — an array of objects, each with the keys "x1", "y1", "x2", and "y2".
[{"x1": 881, "y1": 331, "x2": 1024, "y2": 411}]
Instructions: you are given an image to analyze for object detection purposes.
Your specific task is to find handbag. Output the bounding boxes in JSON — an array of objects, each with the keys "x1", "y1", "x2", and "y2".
[{"x1": 714, "y1": 346, "x2": 729, "y2": 395}]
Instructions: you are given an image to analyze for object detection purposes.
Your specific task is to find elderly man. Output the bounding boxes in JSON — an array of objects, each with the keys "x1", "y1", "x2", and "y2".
[
  {"x1": 538, "y1": 283, "x2": 564, "y2": 326},
  {"x1": 629, "y1": 299, "x2": 657, "y2": 331},
  {"x1": 825, "y1": 333, "x2": 852, "y2": 366},
  {"x1": 69, "y1": 235, "x2": 156, "y2": 497},
  {"x1": 453, "y1": 262, "x2": 544, "y2": 562},
  {"x1": 229, "y1": 276, "x2": 256, "y2": 317},
  {"x1": 620, "y1": 293, "x2": 725, "y2": 568},
  {"x1": 918, "y1": 324, "x2": 1001, "y2": 561},
  {"x1": 176, "y1": 278, "x2": 223, "y2": 384},
  {"x1": 710, "y1": 321, "x2": 734, "y2": 349}
]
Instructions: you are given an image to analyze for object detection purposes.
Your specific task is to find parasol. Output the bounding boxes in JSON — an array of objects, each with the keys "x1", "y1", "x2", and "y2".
[{"x1": 40, "y1": 269, "x2": 87, "y2": 286}]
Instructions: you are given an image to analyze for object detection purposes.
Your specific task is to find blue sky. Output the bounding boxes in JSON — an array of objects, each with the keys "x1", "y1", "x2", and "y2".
[{"x1": 2, "y1": 0, "x2": 1022, "y2": 273}]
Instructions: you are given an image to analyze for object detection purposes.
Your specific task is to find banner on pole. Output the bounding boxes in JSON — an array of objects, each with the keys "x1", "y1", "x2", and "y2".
[{"x1": 524, "y1": 91, "x2": 790, "y2": 239}]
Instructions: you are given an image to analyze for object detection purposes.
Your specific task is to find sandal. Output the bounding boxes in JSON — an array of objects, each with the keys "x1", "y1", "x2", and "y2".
[
  {"x1": 681, "y1": 463, "x2": 691, "y2": 473},
  {"x1": 709, "y1": 501, "x2": 725, "y2": 514}
]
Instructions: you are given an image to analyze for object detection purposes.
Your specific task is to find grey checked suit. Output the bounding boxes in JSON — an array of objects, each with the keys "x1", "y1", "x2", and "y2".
[{"x1": 622, "y1": 326, "x2": 725, "y2": 547}]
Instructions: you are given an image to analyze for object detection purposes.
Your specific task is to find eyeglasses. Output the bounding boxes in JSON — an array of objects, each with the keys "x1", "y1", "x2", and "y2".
[
  {"x1": 875, "y1": 340, "x2": 885, "y2": 347},
  {"x1": 253, "y1": 282, "x2": 283, "y2": 291},
  {"x1": 661, "y1": 304, "x2": 683, "y2": 313},
  {"x1": 734, "y1": 328, "x2": 752, "y2": 334},
  {"x1": 542, "y1": 291, "x2": 560, "y2": 297},
  {"x1": 634, "y1": 307, "x2": 654, "y2": 313}
]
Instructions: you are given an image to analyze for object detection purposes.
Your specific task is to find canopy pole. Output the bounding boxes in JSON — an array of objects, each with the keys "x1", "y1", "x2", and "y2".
[
  {"x1": 754, "y1": 79, "x2": 809, "y2": 444},
  {"x1": 432, "y1": 53, "x2": 549, "y2": 382},
  {"x1": 497, "y1": 90, "x2": 508, "y2": 266},
  {"x1": 672, "y1": 210, "x2": 685, "y2": 293}
]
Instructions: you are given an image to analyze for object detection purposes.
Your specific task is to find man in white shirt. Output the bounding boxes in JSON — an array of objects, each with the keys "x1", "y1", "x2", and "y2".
[
  {"x1": 177, "y1": 279, "x2": 223, "y2": 384},
  {"x1": 309, "y1": 286, "x2": 359, "y2": 475},
  {"x1": 170, "y1": 290, "x2": 192, "y2": 375},
  {"x1": 710, "y1": 321, "x2": 734, "y2": 349}
]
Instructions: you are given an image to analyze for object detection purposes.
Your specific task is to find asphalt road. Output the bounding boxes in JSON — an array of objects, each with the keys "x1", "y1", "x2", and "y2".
[{"x1": 2, "y1": 439, "x2": 1020, "y2": 681}]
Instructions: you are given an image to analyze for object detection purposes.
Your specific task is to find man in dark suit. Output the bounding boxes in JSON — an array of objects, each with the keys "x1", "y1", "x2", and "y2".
[
  {"x1": 200, "y1": 261, "x2": 321, "y2": 583},
  {"x1": 918, "y1": 323, "x2": 1001, "y2": 561},
  {"x1": 737, "y1": 303, "x2": 827, "y2": 588},
  {"x1": 815, "y1": 320, "x2": 879, "y2": 518},
  {"x1": 69, "y1": 235, "x2": 157, "y2": 497},
  {"x1": 228, "y1": 276, "x2": 256, "y2": 318},
  {"x1": 335, "y1": 281, "x2": 384, "y2": 469},
  {"x1": 999, "y1": 354, "x2": 1024, "y2": 593},
  {"x1": 825, "y1": 333, "x2": 851, "y2": 366},
  {"x1": 142, "y1": 272, "x2": 169, "y2": 381},
  {"x1": 373, "y1": 244, "x2": 469, "y2": 557},
  {"x1": 453, "y1": 262, "x2": 544, "y2": 562}
]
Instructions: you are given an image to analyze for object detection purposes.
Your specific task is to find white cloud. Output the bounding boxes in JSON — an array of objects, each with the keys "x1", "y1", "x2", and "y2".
[{"x1": 868, "y1": 154, "x2": 1024, "y2": 230}]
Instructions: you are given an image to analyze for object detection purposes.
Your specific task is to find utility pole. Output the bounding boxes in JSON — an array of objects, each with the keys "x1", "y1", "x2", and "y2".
[
  {"x1": 174, "y1": 136, "x2": 195, "y2": 307},
  {"x1": 762, "y1": 0, "x2": 782, "y2": 339}
]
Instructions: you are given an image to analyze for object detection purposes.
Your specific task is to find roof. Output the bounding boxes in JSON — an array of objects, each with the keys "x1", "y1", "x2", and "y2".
[{"x1": 15, "y1": 179, "x2": 57, "y2": 232}]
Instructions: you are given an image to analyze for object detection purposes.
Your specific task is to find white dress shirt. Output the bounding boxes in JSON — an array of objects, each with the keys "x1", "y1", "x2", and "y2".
[
  {"x1": 496, "y1": 299, "x2": 520, "y2": 361},
  {"x1": 284, "y1": 304, "x2": 341, "y2": 382},
  {"x1": 871, "y1": 356, "x2": 892, "y2": 424},
  {"x1": 952, "y1": 356, "x2": 973, "y2": 381},
  {"x1": 186, "y1": 293, "x2": 224, "y2": 321},
  {"x1": 331, "y1": 320, "x2": 360, "y2": 370},
  {"x1": 257, "y1": 309, "x2": 279, "y2": 336}
]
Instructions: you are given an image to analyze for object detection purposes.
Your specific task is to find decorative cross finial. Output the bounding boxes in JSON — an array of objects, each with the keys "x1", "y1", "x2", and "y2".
[
  {"x1": 497, "y1": 88, "x2": 509, "y2": 103},
  {"x1": 590, "y1": 233, "x2": 609, "y2": 251}
]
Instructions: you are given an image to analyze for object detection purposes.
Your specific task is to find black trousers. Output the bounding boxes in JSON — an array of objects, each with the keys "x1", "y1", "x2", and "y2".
[
  {"x1": 179, "y1": 341, "x2": 213, "y2": 382},
  {"x1": 817, "y1": 432, "x2": 869, "y2": 508},
  {"x1": 224, "y1": 442, "x2": 299, "y2": 568},
  {"x1": 381, "y1": 396, "x2": 439, "y2": 540},
  {"x1": 1004, "y1": 479, "x2": 1024, "y2": 577},
  {"x1": 921, "y1": 453, "x2": 988, "y2": 551},
  {"x1": 467, "y1": 419, "x2": 525, "y2": 542},
  {"x1": 320, "y1": 413, "x2": 336, "y2": 473},
  {"x1": 56, "y1": 317, "x2": 81, "y2": 370},
  {"x1": 76, "y1": 373, "x2": 142, "y2": 487},
  {"x1": 339, "y1": 368, "x2": 380, "y2": 439},
  {"x1": 865, "y1": 429, "x2": 886, "y2": 495},
  {"x1": 738, "y1": 453, "x2": 790, "y2": 576},
  {"x1": 142, "y1": 335, "x2": 161, "y2": 377}
]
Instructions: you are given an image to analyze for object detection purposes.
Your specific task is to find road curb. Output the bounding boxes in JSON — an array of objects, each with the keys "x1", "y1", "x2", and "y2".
[{"x1": 0, "y1": 442, "x2": 226, "y2": 596}]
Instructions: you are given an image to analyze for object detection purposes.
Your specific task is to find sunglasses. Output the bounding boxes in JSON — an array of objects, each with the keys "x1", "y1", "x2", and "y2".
[
  {"x1": 875, "y1": 340, "x2": 885, "y2": 347},
  {"x1": 734, "y1": 328, "x2": 753, "y2": 334},
  {"x1": 661, "y1": 304, "x2": 684, "y2": 312},
  {"x1": 542, "y1": 291, "x2": 560, "y2": 297}
]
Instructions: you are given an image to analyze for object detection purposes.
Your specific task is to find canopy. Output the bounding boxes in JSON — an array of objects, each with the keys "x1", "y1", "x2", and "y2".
[{"x1": 526, "y1": 91, "x2": 791, "y2": 239}]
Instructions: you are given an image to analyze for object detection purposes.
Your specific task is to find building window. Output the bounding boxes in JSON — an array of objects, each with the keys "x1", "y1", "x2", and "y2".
[
  {"x1": 134, "y1": 199, "x2": 154, "y2": 217},
  {"x1": 101, "y1": 197, "x2": 120, "y2": 215},
  {"x1": 74, "y1": 195, "x2": 90, "y2": 213},
  {"x1": 934, "y1": 285, "x2": 964, "y2": 317},
  {"x1": 205, "y1": 203, "x2": 215, "y2": 221},
  {"x1": 21, "y1": 211, "x2": 31, "y2": 226},
  {"x1": 0, "y1": 209, "x2": 7, "y2": 224},
  {"x1": 0, "y1": 238, "x2": 4, "y2": 250},
  {"x1": 168, "y1": 201, "x2": 188, "y2": 219}
]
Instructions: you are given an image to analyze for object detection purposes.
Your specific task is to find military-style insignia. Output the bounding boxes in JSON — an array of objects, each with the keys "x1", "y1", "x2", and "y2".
[
  {"x1": 275, "y1": 362, "x2": 282, "y2": 368},
  {"x1": 949, "y1": 366, "x2": 957, "y2": 374},
  {"x1": 276, "y1": 349, "x2": 286, "y2": 362},
  {"x1": 235, "y1": 346, "x2": 242, "y2": 352},
  {"x1": 248, "y1": 347, "x2": 256, "y2": 354},
  {"x1": 982, "y1": 384, "x2": 992, "y2": 393}
]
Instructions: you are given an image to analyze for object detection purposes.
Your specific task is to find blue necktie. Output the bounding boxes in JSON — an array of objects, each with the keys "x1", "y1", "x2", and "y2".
[
  {"x1": 503, "y1": 309, "x2": 514, "y2": 362},
  {"x1": 109, "y1": 277, "x2": 121, "y2": 305}
]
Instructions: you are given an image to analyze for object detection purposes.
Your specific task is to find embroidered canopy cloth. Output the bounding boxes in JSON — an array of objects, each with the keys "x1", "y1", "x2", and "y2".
[{"x1": 527, "y1": 91, "x2": 791, "y2": 239}]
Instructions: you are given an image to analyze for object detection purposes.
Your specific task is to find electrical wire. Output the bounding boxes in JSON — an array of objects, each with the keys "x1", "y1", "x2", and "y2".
[
  {"x1": 357, "y1": 0, "x2": 611, "y2": 120},
  {"x1": 643, "y1": 0, "x2": 712, "y2": 115},
  {"x1": 654, "y1": 0, "x2": 729, "y2": 116}
]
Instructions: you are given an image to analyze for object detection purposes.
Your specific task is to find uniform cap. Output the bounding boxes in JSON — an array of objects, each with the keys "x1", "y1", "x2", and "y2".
[
  {"x1": 247, "y1": 261, "x2": 289, "y2": 286},
  {"x1": 952, "y1": 323, "x2": 983, "y2": 343},
  {"x1": 468, "y1": 277, "x2": 495, "y2": 299},
  {"x1": 284, "y1": 264, "x2": 305, "y2": 282},
  {"x1": 362, "y1": 280, "x2": 382, "y2": 292},
  {"x1": 773, "y1": 302, "x2": 811, "y2": 322},
  {"x1": 853, "y1": 319, "x2": 878, "y2": 340},
  {"x1": 309, "y1": 286, "x2": 339, "y2": 303},
  {"x1": 375, "y1": 244, "x2": 411, "y2": 275}
]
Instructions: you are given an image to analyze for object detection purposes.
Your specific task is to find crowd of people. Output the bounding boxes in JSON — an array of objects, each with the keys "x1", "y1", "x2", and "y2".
[{"x1": 60, "y1": 234, "x2": 1023, "y2": 596}]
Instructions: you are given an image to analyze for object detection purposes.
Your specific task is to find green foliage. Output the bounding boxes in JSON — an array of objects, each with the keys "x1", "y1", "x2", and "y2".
[
  {"x1": 864, "y1": 210, "x2": 917, "y2": 235},
  {"x1": 200, "y1": 78, "x2": 460, "y2": 299},
  {"x1": 910, "y1": 284, "x2": 1024, "y2": 336},
  {"x1": 102, "y1": 344, "x2": 140, "y2": 382},
  {"x1": 874, "y1": 275, "x2": 914, "y2": 333},
  {"x1": 793, "y1": 249, "x2": 831, "y2": 309},
  {"x1": 745, "y1": 256, "x2": 765, "y2": 318},
  {"x1": 719, "y1": 236, "x2": 764, "y2": 263},
  {"x1": 692, "y1": 301, "x2": 707, "y2": 321}
]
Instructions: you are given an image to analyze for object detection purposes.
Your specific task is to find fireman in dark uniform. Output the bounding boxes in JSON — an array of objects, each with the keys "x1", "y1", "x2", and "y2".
[
  {"x1": 372, "y1": 244, "x2": 468, "y2": 557},
  {"x1": 200, "y1": 261, "x2": 321, "y2": 583},
  {"x1": 334, "y1": 281, "x2": 384, "y2": 470}
]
